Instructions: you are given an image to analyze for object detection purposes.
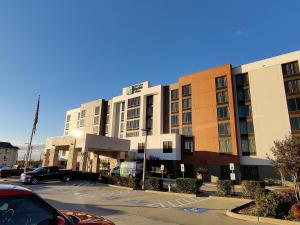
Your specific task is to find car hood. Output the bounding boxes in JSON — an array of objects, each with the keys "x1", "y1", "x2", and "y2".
[
  {"x1": 61, "y1": 210, "x2": 115, "y2": 225},
  {"x1": 24, "y1": 171, "x2": 37, "y2": 175}
]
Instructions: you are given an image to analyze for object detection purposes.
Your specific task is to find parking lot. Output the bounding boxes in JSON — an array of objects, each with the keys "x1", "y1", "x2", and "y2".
[{"x1": 0, "y1": 179, "x2": 270, "y2": 225}]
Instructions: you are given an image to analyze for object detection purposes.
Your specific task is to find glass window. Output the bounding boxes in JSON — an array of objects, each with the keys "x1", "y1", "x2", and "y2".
[
  {"x1": 182, "y1": 112, "x2": 192, "y2": 124},
  {"x1": 126, "y1": 119, "x2": 140, "y2": 130},
  {"x1": 127, "y1": 108, "x2": 140, "y2": 119},
  {"x1": 80, "y1": 110, "x2": 86, "y2": 118},
  {"x1": 218, "y1": 122, "x2": 231, "y2": 135},
  {"x1": 0, "y1": 195, "x2": 57, "y2": 225},
  {"x1": 146, "y1": 117, "x2": 153, "y2": 129},
  {"x1": 237, "y1": 89, "x2": 250, "y2": 102},
  {"x1": 290, "y1": 117, "x2": 300, "y2": 131},
  {"x1": 93, "y1": 125, "x2": 99, "y2": 134},
  {"x1": 182, "y1": 98, "x2": 192, "y2": 110},
  {"x1": 182, "y1": 84, "x2": 191, "y2": 96},
  {"x1": 239, "y1": 105, "x2": 252, "y2": 117},
  {"x1": 163, "y1": 141, "x2": 172, "y2": 153},
  {"x1": 147, "y1": 95, "x2": 153, "y2": 105},
  {"x1": 171, "y1": 102, "x2": 179, "y2": 113},
  {"x1": 171, "y1": 89, "x2": 179, "y2": 100},
  {"x1": 66, "y1": 114, "x2": 71, "y2": 122},
  {"x1": 94, "y1": 116, "x2": 99, "y2": 125},
  {"x1": 219, "y1": 139, "x2": 232, "y2": 153},
  {"x1": 183, "y1": 126, "x2": 192, "y2": 136},
  {"x1": 171, "y1": 115, "x2": 179, "y2": 126},
  {"x1": 171, "y1": 128, "x2": 179, "y2": 134},
  {"x1": 184, "y1": 139, "x2": 193, "y2": 154},
  {"x1": 239, "y1": 121, "x2": 254, "y2": 134},
  {"x1": 146, "y1": 105, "x2": 153, "y2": 116},
  {"x1": 284, "y1": 79, "x2": 300, "y2": 94},
  {"x1": 121, "y1": 112, "x2": 124, "y2": 121},
  {"x1": 106, "y1": 105, "x2": 110, "y2": 114},
  {"x1": 282, "y1": 61, "x2": 299, "y2": 76},
  {"x1": 138, "y1": 143, "x2": 145, "y2": 153},
  {"x1": 80, "y1": 119, "x2": 85, "y2": 127},
  {"x1": 77, "y1": 112, "x2": 80, "y2": 120},
  {"x1": 217, "y1": 106, "x2": 229, "y2": 119},
  {"x1": 65, "y1": 123, "x2": 69, "y2": 130},
  {"x1": 215, "y1": 76, "x2": 227, "y2": 89},
  {"x1": 216, "y1": 91, "x2": 228, "y2": 104},
  {"x1": 121, "y1": 102, "x2": 125, "y2": 111},
  {"x1": 95, "y1": 106, "x2": 100, "y2": 115},
  {"x1": 128, "y1": 97, "x2": 141, "y2": 108},
  {"x1": 236, "y1": 73, "x2": 249, "y2": 86},
  {"x1": 106, "y1": 115, "x2": 110, "y2": 124},
  {"x1": 241, "y1": 138, "x2": 256, "y2": 153}
]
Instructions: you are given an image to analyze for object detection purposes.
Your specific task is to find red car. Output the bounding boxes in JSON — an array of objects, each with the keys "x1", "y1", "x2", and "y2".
[{"x1": 0, "y1": 184, "x2": 115, "y2": 225}]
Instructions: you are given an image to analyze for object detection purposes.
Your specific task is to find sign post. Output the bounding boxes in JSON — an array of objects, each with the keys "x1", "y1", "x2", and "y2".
[
  {"x1": 161, "y1": 164, "x2": 164, "y2": 179},
  {"x1": 229, "y1": 163, "x2": 236, "y2": 195},
  {"x1": 180, "y1": 164, "x2": 185, "y2": 178}
]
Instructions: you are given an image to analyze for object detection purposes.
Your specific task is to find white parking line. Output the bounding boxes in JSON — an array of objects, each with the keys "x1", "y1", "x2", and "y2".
[{"x1": 147, "y1": 197, "x2": 208, "y2": 209}]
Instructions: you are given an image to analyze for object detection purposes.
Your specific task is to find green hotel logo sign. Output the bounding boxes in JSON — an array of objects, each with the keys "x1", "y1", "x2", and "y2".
[{"x1": 126, "y1": 83, "x2": 143, "y2": 95}]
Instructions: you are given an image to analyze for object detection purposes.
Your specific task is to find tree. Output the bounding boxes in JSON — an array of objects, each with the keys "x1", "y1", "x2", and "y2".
[{"x1": 268, "y1": 134, "x2": 300, "y2": 203}]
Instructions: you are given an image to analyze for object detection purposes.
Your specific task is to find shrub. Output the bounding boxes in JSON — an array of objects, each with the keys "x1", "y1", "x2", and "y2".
[
  {"x1": 216, "y1": 180, "x2": 232, "y2": 196},
  {"x1": 175, "y1": 178, "x2": 202, "y2": 194},
  {"x1": 100, "y1": 175, "x2": 140, "y2": 189},
  {"x1": 242, "y1": 180, "x2": 266, "y2": 199},
  {"x1": 255, "y1": 191, "x2": 292, "y2": 218},
  {"x1": 149, "y1": 177, "x2": 163, "y2": 191}
]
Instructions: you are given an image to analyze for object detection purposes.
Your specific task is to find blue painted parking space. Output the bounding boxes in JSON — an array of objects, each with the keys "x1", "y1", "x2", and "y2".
[
  {"x1": 180, "y1": 207, "x2": 208, "y2": 214},
  {"x1": 124, "y1": 199, "x2": 146, "y2": 205},
  {"x1": 103, "y1": 196, "x2": 120, "y2": 200}
]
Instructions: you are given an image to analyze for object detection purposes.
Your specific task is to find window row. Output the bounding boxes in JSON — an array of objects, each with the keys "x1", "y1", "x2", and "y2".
[
  {"x1": 282, "y1": 61, "x2": 299, "y2": 76},
  {"x1": 94, "y1": 116, "x2": 100, "y2": 125},
  {"x1": 239, "y1": 104, "x2": 252, "y2": 118},
  {"x1": 235, "y1": 73, "x2": 249, "y2": 86},
  {"x1": 284, "y1": 79, "x2": 300, "y2": 94},
  {"x1": 217, "y1": 106, "x2": 229, "y2": 119},
  {"x1": 219, "y1": 139, "x2": 232, "y2": 153},
  {"x1": 95, "y1": 106, "x2": 100, "y2": 115},
  {"x1": 215, "y1": 76, "x2": 227, "y2": 89},
  {"x1": 127, "y1": 108, "x2": 140, "y2": 119},
  {"x1": 182, "y1": 112, "x2": 192, "y2": 124},
  {"x1": 163, "y1": 141, "x2": 173, "y2": 153},
  {"x1": 171, "y1": 115, "x2": 179, "y2": 126},
  {"x1": 126, "y1": 119, "x2": 140, "y2": 130},
  {"x1": 239, "y1": 120, "x2": 254, "y2": 134},
  {"x1": 216, "y1": 90, "x2": 228, "y2": 104},
  {"x1": 147, "y1": 95, "x2": 154, "y2": 105},
  {"x1": 126, "y1": 131, "x2": 139, "y2": 137},
  {"x1": 183, "y1": 126, "x2": 192, "y2": 136},
  {"x1": 66, "y1": 114, "x2": 71, "y2": 122},
  {"x1": 183, "y1": 139, "x2": 193, "y2": 154},
  {"x1": 241, "y1": 138, "x2": 256, "y2": 154},
  {"x1": 128, "y1": 97, "x2": 141, "y2": 108},
  {"x1": 287, "y1": 97, "x2": 300, "y2": 112},
  {"x1": 290, "y1": 116, "x2": 300, "y2": 131},
  {"x1": 237, "y1": 88, "x2": 251, "y2": 102},
  {"x1": 171, "y1": 89, "x2": 179, "y2": 100},
  {"x1": 218, "y1": 122, "x2": 231, "y2": 136},
  {"x1": 171, "y1": 102, "x2": 179, "y2": 113}
]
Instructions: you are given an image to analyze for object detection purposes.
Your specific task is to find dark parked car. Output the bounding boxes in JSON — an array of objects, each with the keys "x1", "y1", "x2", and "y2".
[
  {"x1": 20, "y1": 166, "x2": 74, "y2": 185},
  {"x1": 0, "y1": 166, "x2": 33, "y2": 178},
  {"x1": 0, "y1": 184, "x2": 115, "y2": 225}
]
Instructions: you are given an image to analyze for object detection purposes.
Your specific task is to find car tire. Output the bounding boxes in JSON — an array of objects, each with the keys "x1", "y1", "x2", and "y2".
[
  {"x1": 31, "y1": 178, "x2": 39, "y2": 185},
  {"x1": 62, "y1": 176, "x2": 71, "y2": 182}
]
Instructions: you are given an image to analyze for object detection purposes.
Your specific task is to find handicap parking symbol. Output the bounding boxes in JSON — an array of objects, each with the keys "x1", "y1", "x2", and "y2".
[
  {"x1": 104, "y1": 196, "x2": 120, "y2": 200},
  {"x1": 124, "y1": 199, "x2": 146, "y2": 205},
  {"x1": 181, "y1": 207, "x2": 208, "y2": 214}
]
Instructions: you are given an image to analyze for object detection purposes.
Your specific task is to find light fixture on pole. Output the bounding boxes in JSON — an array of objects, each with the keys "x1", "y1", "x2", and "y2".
[{"x1": 140, "y1": 128, "x2": 149, "y2": 190}]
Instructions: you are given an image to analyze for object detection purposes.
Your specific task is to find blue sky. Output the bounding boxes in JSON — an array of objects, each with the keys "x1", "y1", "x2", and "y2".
[{"x1": 1, "y1": 0, "x2": 300, "y2": 150}]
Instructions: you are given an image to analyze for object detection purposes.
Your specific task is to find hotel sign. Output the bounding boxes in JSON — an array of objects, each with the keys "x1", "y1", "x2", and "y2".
[{"x1": 126, "y1": 83, "x2": 144, "y2": 95}]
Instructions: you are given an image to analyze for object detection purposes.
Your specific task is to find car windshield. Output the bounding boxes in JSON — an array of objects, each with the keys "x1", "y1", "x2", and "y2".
[{"x1": 33, "y1": 167, "x2": 43, "y2": 172}]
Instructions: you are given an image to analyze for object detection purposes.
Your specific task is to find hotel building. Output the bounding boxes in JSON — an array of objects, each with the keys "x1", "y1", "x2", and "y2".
[{"x1": 43, "y1": 50, "x2": 300, "y2": 181}]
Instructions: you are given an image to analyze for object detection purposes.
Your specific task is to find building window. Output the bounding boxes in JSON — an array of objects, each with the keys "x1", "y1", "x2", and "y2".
[
  {"x1": 77, "y1": 112, "x2": 80, "y2": 120},
  {"x1": 241, "y1": 138, "x2": 256, "y2": 155},
  {"x1": 94, "y1": 116, "x2": 100, "y2": 125},
  {"x1": 105, "y1": 124, "x2": 109, "y2": 134},
  {"x1": 171, "y1": 102, "x2": 179, "y2": 113},
  {"x1": 128, "y1": 97, "x2": 141, "y2": 108},
  {"x1": 126, "y1": 131, "x2": 139, "y2": 137},
  {"x1": 239, "y1": 121, "x2": 254, "y2": 134},
  {"x1": 219, "y1": 139, "x2": 232, "y2": 153},
  {"x1": 215, "y1": 76, "x2": 227, "y2": 89},
  {"x1": 80, "y1": 110, "x2": 86, "y2": 118},
  {"x1": 3, "y1": 156, "x2": 7, "y2": 162},
  {"x1": 163, "y1": 141, "x2": 172, "y2": 153},
  {"x1": 121, "y1": 102, "x2": 125, "y2": 111},
  {"x1": 138, "y1": 143, "x2": 145, "y2": 153},
  {"x1": 217, "y1": 106, "x2": 229, "y2": 119},
  {"x1": 171, "y1": 128, "x2": 179, "y2": 134},
  {"x1": 95, "y1": 106, "x2": 100, "y2": 115},
  {"x1": 80, "y1": 119, "x2": 85, "y2": 127},
  {"x1": 147, "y1": 95, "x2": 153, "y2": 105},
  {"x1": 183, "y1": 139, "x2": 193, "y2": 154},
  {"x1": 146, "y1": 118, "x2": 153, "y2": 129},
  {"x1": 287, "y1": 98, "x2": 300, "y2": 111},
  {"x1": 146, "y1": 105, "x2": 153, "y2": 116},
  {"x1": 64, "y1": 131, "x2": 68, "y2": 136},
  {"x1": 126, "y1": 119, "x2": 140, "y2": 130},
  {"x1": 182, "y1": 84, "x2": 191, "y2": 97},
  {"x1": 284, "y1": 79, "x2": 300, "y2": 94},
  {"x1": 171, "y1": 89, "x2": 179, "y2": 100},
  {"x1": 216, "y1": 91, "x2": 228, "y2": 104},
  {"x1": 218, "y1": 122, "x2": 231, "y2": 136},
  {"x1": 237, "y1": 89, "x2": 250, "y2": 102},
  {"x1": 183, "y1": 126, "x2": 192, "y2": 136},
  {"x1": 93, "y1": 125, "x2": 99, "y2": 134},
  {"x1": 239, "y1": 105, "x2": 252, "y2": 117},
  {"x1": 121, "y1": 112, "x2": 124, "y2": 121},
  {"x1": 106, "y1": 104, "x2": 110, "y2": 114},
  {"x1": 236, "y1": 73, "x2": 249, "y2": 86},
  {"x1": 120, "y1": 123, "x2": 124, "y2": 132},
  {"x1": 282, "y1": 61, "x2": 299, "y2": 76},
  {"x1": 65, "y1": 123, "x2": 70, "y2": 130},
  {"x1": 182, "y1": 112, "x2": 192, "y2": 124},
  {"x1": 182, "y1": 98, "x2": 192, "y2": 110},
  {"x1": 66, "y1": 115, "x2": 71, "y2": 122},
  {"x1": 127, "y1": 108, "x2": 140, "y2": 119},
  {"x1": 290, "y1": 116, "x2": 300, "y2": 131},
  {"x1": 171, "y1": 115, "x2": 179, "y2": 126}
]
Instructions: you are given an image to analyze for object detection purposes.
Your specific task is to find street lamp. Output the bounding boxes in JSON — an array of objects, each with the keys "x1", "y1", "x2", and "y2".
[{"x1": 140, "y1": 128, "x2": 149, "y2": 190}]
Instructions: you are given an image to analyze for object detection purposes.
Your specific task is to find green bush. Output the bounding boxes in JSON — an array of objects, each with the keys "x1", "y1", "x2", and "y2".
[
  {"x1": 255, "y1": 191, "x2": 294, "y2": 219},
  {"x1": 149, "y1": 177, "x2": 163, "y2": 191},
  {"x1": 216, "y1": 180, "x2": 232, "y2": 196},
  {"x1": 175, "y1": 178, "x2": 202, "y2": 194},
  {"x1": 242, "y1": 180, "x2": 266, "y2": 199},
  {"x1": 101, "y1": 175, "x2": 140, "y2": 189}
]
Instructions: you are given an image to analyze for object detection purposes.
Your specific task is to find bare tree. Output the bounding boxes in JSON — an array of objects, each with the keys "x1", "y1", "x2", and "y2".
[{"x1": 268, "y1": 134, "x2": 300, "y2": 203}]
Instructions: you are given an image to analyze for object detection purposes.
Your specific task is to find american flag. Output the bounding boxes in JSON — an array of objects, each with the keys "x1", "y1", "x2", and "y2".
[{"x1": 32, "y1": 95, "x2": 40, "y2": 134}]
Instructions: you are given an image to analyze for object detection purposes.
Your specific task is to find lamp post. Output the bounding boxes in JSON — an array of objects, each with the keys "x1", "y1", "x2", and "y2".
[{"x1": 140, "y1": 128, "x2": 149, "y2": 190}]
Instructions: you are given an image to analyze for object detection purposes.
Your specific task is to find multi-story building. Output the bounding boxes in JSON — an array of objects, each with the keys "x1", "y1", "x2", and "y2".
[
  {"x1": 0, "y1": 142, "x2": 19, "y2": 167},
  {"x1": 43, "y1": 50, "x2": 300, "y2": 181}
]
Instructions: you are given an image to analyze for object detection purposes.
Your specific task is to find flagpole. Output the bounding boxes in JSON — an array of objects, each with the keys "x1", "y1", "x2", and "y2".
[{"x1": 24, "y1": 129, "x2": 34, "y2": 172}]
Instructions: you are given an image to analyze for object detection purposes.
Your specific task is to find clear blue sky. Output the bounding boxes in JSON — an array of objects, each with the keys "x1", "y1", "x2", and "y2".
[{"x1": 1, "y1": 0, "x2": 300, "y2": 146}]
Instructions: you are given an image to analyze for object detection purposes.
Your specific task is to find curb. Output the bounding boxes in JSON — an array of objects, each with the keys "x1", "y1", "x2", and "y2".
[
  {"x1": 105, "y1": 184, "x2": 133, "y2": 190},
  {"x1": 226, "y1": 202, "x2": 300, "y2": 225},
  {"x1": 145, "y1": 190, "x2": 196, "y2": 197},
  {"x1": 210, "y1": 196, "x2": 249, "y2": 200}
]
